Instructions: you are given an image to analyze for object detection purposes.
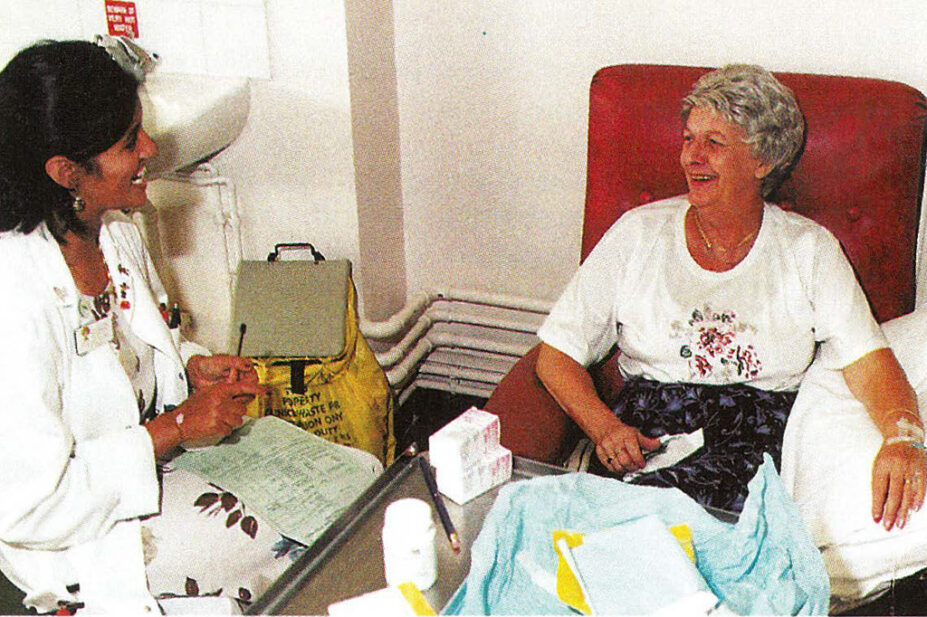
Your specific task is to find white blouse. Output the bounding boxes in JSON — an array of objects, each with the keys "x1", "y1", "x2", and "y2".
[{"x1": 538, "y1": 196, "x2": 887, "y2": 392}]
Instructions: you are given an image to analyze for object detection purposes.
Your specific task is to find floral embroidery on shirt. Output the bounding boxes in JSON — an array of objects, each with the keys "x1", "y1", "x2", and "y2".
[
  {"x1": 671, "y1": 305, "x2": 762, "y2": 381},
  {"x1": 115, "y1": 263, "x2": 132, "y2": 310},
  {"x1": 118, "y1": 281, "x2": 131, "y2": 310}
]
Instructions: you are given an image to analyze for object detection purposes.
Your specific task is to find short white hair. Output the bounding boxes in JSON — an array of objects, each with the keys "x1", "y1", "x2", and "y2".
[{"x1": 682, "y1": 64, "x2": 806, "y2": 198}]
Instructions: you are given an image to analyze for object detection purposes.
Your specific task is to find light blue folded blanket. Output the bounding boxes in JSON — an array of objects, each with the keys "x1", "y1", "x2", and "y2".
[{"x1": 443, "y1": 455, "x2": 828, "y2": 615}]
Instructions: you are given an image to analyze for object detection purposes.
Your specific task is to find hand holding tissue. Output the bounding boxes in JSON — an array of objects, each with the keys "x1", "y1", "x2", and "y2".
[{"x1": 623, "y1": 428, "x2": 704, "y2": 481}]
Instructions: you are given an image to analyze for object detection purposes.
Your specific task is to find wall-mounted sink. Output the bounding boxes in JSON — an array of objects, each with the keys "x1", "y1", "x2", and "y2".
[{"x1": 139, "y1": 72, "x2": 250, "y2": 174}]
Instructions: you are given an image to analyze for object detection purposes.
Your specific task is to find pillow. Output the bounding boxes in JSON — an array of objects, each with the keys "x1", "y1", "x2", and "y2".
[{"x1": 780, "y1": 306, "x2": 927, "y2": 600}]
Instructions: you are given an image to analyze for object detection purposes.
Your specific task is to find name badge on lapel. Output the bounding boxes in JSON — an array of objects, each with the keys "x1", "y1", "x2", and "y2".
[{"x1": 74, "y1": 316, "x2": 115, "y2": 356}]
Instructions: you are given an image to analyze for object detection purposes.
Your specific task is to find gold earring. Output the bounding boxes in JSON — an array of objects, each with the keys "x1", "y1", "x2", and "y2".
[{"x1": 70, "y1": 191, "x2": 85, "y2": 213}]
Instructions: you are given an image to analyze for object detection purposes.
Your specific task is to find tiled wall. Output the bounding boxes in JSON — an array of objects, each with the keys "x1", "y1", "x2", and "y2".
[{"x1": 0, "y1": 0, "x2": 270, "y2": 78}]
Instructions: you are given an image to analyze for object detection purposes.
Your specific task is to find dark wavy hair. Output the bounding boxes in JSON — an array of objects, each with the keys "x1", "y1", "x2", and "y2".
[{"x1": 0, "y1": 40, "x2": 139, "y2": 237}]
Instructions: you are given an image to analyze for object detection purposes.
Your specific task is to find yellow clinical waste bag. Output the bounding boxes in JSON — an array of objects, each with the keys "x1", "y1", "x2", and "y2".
[{"x1": 234, "y1": 249, "x2": 396, "y2": 465}]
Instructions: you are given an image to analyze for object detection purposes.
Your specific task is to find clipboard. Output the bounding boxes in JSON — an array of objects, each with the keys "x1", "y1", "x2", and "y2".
[{"x1": 229, "y1": 243, "x2": 350, "y2": 358}]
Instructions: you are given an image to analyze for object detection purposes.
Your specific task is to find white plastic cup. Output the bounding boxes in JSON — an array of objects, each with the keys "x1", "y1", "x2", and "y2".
[{"x1": 382, "y1": 498, "x2": 437, "y2": 590}]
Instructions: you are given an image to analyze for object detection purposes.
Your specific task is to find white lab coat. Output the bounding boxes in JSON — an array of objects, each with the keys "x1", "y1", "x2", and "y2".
[{"x1": 0, "y1": 212, "x2": 197, "y2": 614}]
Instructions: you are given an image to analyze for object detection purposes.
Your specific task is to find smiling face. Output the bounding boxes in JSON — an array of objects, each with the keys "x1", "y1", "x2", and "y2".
[
  {"x1": 680, "y1": 106, "x2": 771, "y2": 211},
  {"x1": 73, "y1": 104, "x2": 158, "y2": 222}
]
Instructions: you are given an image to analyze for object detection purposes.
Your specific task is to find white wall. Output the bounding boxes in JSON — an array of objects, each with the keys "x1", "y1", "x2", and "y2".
[
  {"x1": 0, "y1": 1, "x2": 83, "y2": 63},
  {"x1": 170, "y1": 0, "x2": 362, "y2": 350},
  {"x1": 0, "y1": 0, "x2": 271, "y2": 77},
  {"x1": 393, "y1": 0, "x2": 927, "y2": 305}
]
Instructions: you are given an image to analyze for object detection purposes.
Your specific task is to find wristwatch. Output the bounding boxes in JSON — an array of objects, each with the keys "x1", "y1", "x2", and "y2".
[{"x1": 174, "y1": 411, "x2": 186, "y2": 440}]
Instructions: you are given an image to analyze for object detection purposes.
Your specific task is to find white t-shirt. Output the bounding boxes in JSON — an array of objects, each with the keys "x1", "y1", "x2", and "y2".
[{"x1": 538, "y1": 196, "x2": 887, "y2": 392}]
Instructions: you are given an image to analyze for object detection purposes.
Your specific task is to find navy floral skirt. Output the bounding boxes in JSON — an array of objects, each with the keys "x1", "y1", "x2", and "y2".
[{"x1": 586, "y1": 377, "x2": 796, "y2": 513}]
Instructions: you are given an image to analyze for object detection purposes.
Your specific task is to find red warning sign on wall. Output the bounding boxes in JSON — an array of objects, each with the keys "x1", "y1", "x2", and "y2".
[{"x1": 105, "y1": 0, "x2": 139, "y2": 39}]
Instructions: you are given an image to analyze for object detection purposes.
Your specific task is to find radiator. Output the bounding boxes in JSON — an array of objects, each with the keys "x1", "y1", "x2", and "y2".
[{"x1": 360, "y1": 292, "x2": 551, "y2": 404}]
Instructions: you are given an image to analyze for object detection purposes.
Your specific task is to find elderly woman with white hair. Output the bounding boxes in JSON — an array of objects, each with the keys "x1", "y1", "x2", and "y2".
[{"x1": 536, "y1": 65, "x2": 924, "y2": 527}]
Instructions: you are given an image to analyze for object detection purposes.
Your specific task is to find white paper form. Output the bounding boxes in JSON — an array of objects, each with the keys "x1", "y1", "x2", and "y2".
[
  {"x1": 171, "y1": 416, "x2": 377, "y2": 547},
  {"x1": 623, "y1": 428, "x2": 704, "y2": 482}
]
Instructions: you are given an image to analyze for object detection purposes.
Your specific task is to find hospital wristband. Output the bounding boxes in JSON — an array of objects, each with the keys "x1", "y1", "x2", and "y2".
[
  {"x1": 888, "y1": 408, "x2": 922, "y2": 423},
  {"x1": 884, "y1": 436, "x2": 926, "y2": 451},
  {"x1": 885, "y1": 417, "x2": 925, "y2": 449}
]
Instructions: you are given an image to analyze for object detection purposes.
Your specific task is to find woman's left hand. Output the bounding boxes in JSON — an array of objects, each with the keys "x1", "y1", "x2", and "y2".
[
  {"x1": 872, "y1": 441, "x2": 927, "y2": 531},
  {"x1": 187, "y1": 354, "x2": 258, "y2": 390}
]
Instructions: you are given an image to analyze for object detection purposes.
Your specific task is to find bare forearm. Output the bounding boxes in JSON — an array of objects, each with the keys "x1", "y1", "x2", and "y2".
[
  {"x1": 843, "y1": 346, "x2": 925, "y2": 530},
  {"x1": 144, "y1": 410, "x2": 184, "y2": 459},
  {"x1": 843, "y1": 347, "x2": 920, "y2": 436},
  {"x1": 143, "y1": 378, "x2": 264, "y2": 460},
  {"x1": 536, "y1": 343, "x2": 661, "y2": 471},
  {"x1": 535, "y1": 343, "x2": 621, "y2": 443}
]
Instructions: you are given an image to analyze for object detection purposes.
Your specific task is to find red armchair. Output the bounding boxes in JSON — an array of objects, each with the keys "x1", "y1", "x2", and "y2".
[{"x1": 484, "y1": 64, "x2": 927, "y2": 465}]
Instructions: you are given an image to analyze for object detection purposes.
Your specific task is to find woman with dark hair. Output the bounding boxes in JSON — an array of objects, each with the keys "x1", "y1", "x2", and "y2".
[{"x1": 0, "y1": 40, "x2": 309, "y2": 614}]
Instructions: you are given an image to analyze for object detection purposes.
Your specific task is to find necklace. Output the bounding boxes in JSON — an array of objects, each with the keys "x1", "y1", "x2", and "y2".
[{"x1": 691, "y1": 207, "x2": 757, "y2": 255}]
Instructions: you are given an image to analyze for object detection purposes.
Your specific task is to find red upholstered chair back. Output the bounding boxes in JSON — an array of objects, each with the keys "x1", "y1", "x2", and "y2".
[{"x1": 583, "y1": 64, "x2": 927, "y2": 322}]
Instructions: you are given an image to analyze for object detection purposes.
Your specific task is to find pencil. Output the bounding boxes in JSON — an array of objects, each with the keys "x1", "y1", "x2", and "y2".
[
  {"x1": 236, "y1": 323, "x2": 247, "y2": 356},
  {"x1": 418, "y1": 455, "x2": 461, "y2": 554}
]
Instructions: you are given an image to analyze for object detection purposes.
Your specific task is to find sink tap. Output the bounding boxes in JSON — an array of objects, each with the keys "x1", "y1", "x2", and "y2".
[{"x1": 94, "y1": 34, "x2": 159, "y2": 82}]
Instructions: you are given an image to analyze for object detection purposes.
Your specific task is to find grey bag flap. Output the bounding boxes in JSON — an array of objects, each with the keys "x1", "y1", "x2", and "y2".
[{"x1": 229, "y1": 259, "x2": 351, "y2": 358}]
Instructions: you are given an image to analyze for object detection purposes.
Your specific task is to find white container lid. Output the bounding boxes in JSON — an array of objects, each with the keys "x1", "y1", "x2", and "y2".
[{"x1": 383, "y1": 498, "x2": 434, "y2": 534}]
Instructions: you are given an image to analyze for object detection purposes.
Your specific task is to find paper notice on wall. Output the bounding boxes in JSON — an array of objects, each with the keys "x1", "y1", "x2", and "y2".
[
  {"x1": 171, "y1": 416, "x2": 378, "y2": 547},
  {"x1": 105, "y1": 0, "x2": 140, "y2": 38}
]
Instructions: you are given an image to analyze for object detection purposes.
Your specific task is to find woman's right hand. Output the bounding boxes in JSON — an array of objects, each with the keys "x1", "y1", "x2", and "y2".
[
  {"x1": 173, "y1": 380, "x2": 267, "y2": 443},
  {"x1": 146, "y1": 379, "x2": 267, "y2": 457},
  {"x1": 535, "y1": 344, "x2": 662, "y2": 474},
  {"x1": 594, "y1": 418, "x2": 662, "y2": 474}
]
